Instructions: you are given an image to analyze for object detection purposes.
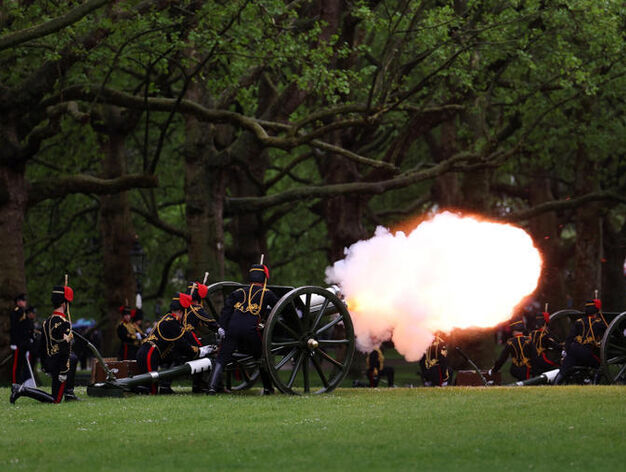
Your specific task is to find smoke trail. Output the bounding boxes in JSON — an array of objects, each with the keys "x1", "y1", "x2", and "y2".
[{"x1": 325, "y1": 211, "x2": 543, "y2": 361}]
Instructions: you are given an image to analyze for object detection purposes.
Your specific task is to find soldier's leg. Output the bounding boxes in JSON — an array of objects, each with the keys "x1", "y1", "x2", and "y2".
[
  {"x1": 64, "y1": 353, "x2": 80, "y2": 401},
  {"x1": 208, "y1": 335, "x2": 237, "y2": 394},
  {"x1": 10, "y1": 384, "x2": 55, "y2": 404}
]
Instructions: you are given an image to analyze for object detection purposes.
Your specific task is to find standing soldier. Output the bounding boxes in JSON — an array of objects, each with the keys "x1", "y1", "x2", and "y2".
[
  {"x1": 554, "y1": 299, "x2": 608, "y2": 385},
  {"x1": 183, "y1": 281, "x2": 218, "y2": 393},
  {"x1": 208, "y1": 263, "x2": 279, "y2": 395},
  {"x1": 10, "y1": 285, "x2": 79, "y2": 404},
  {"x1": 135, "y1": 292, "x2": 210, "y2": 394},
  {"x1": 117, "y1": 305, "x2": 140, "y2": 360},
  {"x1": 419, "y1": 332, "x2": 451, "y2": 386},
  {"x1": 489, "y1": 318, "x2": 537, "y2": 382},
  {"x1": 9, "y1": 293, "x2": 31, "y2": 385}
]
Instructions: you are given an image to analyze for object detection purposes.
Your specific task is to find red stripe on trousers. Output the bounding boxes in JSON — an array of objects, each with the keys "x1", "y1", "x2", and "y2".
[
  {"x1": 542, "y1": 353, "x2": 558, "y2": 366},
  {"x1": 192, "y1": 332, "x2": 201, "y2": 346},
  {"x1": 12, "y1": 348, "x2": 19, "y2": 384},
  {"x1": 147, "y1": 346, "x2": 157, "y2": 395},
  {"x1": 123, "y1": 344, "x2": 128, "y2": 360},
  {"x1": 56, "y1": 382, "x2": 66, "y2": 403}
]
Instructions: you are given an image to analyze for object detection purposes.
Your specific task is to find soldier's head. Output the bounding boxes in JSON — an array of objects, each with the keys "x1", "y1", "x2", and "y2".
[
  {"x1": 186, "y1": 281, "x2": 208, "y2": 303},
  {"x1": 248, "y1": 264, "x2": 270, "y2": 284},
  {"x1": 584, "y1": 300, "x2": 599, "y2": 316},
  {"x1": 170, "y1": 292, "x2": 192, "y2": 319},
  {"x1": 14, "y1": 293, "x2": 27, "y2": 308},
  {"x1": 51, "y1": 285, "x2": 73, "y2": 309},
  {"x1": 509, "y1": 318, "x2": 526, "y2": 336},
  {"x1": 25, "y1": 306, "x2": 36, "y2": 319},
  {"x1": 119, "y1": 305, "x2": 132, "y2": 322}
]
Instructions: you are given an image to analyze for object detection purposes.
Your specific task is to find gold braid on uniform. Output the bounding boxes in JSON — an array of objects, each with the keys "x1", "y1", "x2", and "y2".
[
  {"x1": 234, "y1": 274, "x2": 269, "y2": 316},
  {"x1": 511, "y1": 336, "x2": 530, "y2": 367}
]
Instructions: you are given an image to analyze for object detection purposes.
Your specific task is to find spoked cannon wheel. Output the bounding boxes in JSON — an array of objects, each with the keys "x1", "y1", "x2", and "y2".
[
  {"x1": 549, "y1": 309, "x2": 583, "y2": 342},
  {"x1": 262, "y1": 286, "x2": 355, "y2": 394},
  {"x1": 601, "y1": 311, "x2": 626, "y2": 384},
  {"x1": 203, "y1": 281, "x2": 260, "y2": 391}
]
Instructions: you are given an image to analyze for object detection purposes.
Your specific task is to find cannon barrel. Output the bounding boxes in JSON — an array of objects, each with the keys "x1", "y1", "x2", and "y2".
[
  {"x1": 87, "y1": 357, "x2": 213, "y2": 397},
  {"x1": 508, "y1": 368, "x2": 559, "y2": 386}
]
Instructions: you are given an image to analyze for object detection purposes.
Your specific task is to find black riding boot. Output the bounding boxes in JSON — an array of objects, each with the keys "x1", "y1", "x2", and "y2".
[
  {"x1": 259, "y1": 367, "x2": 274, "y2": 395},
  {"x1": 208, "y1": 361, "x2": 224, "y2": 395},
  {"x1": 553, "y1": 370, "x2": 566, "y2": 385},
  {"x1": 10, "y1": 384, "x2": 55, "y2": 404}
]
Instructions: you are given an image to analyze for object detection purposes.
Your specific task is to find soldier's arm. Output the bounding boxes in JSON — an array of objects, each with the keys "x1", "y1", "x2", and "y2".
[
  {"x1": 219, "y1": 291, "x2": 240, "y2": 329},
  {"x1": 492, "y1": 344, "x2": 511, "y2": 373}
]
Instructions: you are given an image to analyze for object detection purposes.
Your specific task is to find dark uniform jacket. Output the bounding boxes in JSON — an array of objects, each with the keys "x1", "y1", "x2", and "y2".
[
  {"x1": 419, "y1": 335, "x2": 451, "y2": 385},
  {"x1": 10, "y1": 306, "x2": 31, "y2": 349},
  {"x1": 529, "y1": 327, "x2": 561, "y2": 371},
  {"x1": 143, "y1": 313, "x2": 199, "y2": 361},
  {"x1": 183, "y1": 304, "x2": 218, "y2": 347},
  {"x1": 41, "y1": 311, "x2": 72, "y2": 375},
  {"x1": 117, "y1": 321, "x2": 141, "y2": 359},
  {"x1": 565, "y1": 315, "x2": 607, "y2": 356},
  {"x1": 493, "y1": 334, "x2": 538, "y2": 379},
  {"x1": 219, "y1": 284, "x2": 279, "y2": 332}
]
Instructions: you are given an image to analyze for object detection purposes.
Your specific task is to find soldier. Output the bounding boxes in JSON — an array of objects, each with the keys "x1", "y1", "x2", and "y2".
[
  {"x1": 183, "y1": 281, "x2": 218, "y2": 393},
  {"x1": 554, "y1": 299, "x2": 608, "y2": 385},
  {"x1": 135, "y1": 292, "x2": 210, "y2": 394},
  {"x1": 117, "y1": 305, "x2": 141, "y2": 360},
  {"x1": 208, "y1": 263, "x2": 279, "y2": 395},
  {"x1": 367, "y1": 346, "x2": 395, "y2": 387},
  {"x1": 528, "y1": 310, "x2": 562, "y2": 376},
  {"x1": 131, "y1": 308, "x2": 146, "y2": 342},
  {"x1": 419, "y1": 332, "x2": 451, "y2": 386},
  {"x1": 489, "y1": 318, "x2": 537, "y2": 382},
  {"x1": 9, "y1": 293, "x2": 32, "y2": 385},
  {"x1": 10, "y1": 285, "x2": 79, "y2": 404}
]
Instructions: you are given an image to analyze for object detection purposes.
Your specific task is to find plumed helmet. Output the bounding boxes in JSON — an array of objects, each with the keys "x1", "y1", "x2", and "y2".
[
  {"x1": 51, "y1": 285, "x2": 73, "y2": 307},
  {"x1": 170, "y1": 292, "x2": 192, "y2": 312},
  {"x1": 14, "y1": 293, "x2": 26, "y2": 304},
  {"x1": 509, "y1": 318, "x2": 526, "y2": 334},
  {"x1": 119, "y1": 305, "x2": 132, "y2": 317},
  {"x1": 131, "y1": 308, "x2": 143, "y2": 321},
  {"x1": 248, "y1": 264, "x2": 270, "y2": 284},
  {"x1": 584, "y1": 300, "x2": 599, "y2": 315},
  {"x1": 186, "y1": 281, "x2": 208, "y2": 302}
]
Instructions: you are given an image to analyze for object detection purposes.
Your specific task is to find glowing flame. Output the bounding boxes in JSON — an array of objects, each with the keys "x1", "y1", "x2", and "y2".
[{"x1": 325, "y1": 211, "x2": 543, "y2": 361}]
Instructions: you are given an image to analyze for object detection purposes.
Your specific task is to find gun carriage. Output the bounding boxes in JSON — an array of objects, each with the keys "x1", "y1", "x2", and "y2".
[
  {"x1": 87, "y1": 282, "x2": 355, "y2": 396},
  {"x1": 548, "y1": 309, "x2": 626, "y2": 384}
]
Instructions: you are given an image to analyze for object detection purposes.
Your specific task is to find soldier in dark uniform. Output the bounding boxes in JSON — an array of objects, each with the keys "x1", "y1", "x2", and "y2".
[
  {"x1": 367, "y1": 346, "x2": 395, "y2": 387},
  {"x1": 554, "y1": 299, "x2": 608, "y2": 385},
  {"x1": 489, "y1": 318, "x2": 537, "y2": 382},
  {"x1": 135, "y1": 292, "x2": 209, "y2": 394},
  {"x1": 182, "y1": 281, "x2": 218, "y2": 393},
  {"x1": 528, "y1": 310, "x2": 562, "y2": 376},
  {"x1": 419, "y1": 332, "x2": 451, "y2": 386},
  {"x1": 117, "y1": 305, "x2": 141, "y2": 360},
  {"x1": 208, "y1": 264, "x2": 279, "y2": 395},
  {"x1": 9, "y1": 293, "x2": 31, "y2": 385},
  {"x1": 10, "y1": 285, "x2": 79, "y2": 404}
]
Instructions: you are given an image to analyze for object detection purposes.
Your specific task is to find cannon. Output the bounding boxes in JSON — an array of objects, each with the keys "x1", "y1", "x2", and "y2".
[
  {"x1": 202, "y1": 282, "x2": 355, "y2": 395},
  {"x1": 548, "y1": 309, "x2": 626, "y2": 384},
  {"x1": 86, "y1": 282, "x2": 355, "y2": 396}
]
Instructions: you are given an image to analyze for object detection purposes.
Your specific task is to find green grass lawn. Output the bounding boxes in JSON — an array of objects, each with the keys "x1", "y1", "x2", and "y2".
[{"x1": 1, "y1": 385, "x2": 624, "y2": 471}]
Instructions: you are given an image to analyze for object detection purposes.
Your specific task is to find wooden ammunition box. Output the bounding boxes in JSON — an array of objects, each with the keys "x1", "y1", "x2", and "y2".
[
  {"x1": 90, "y1": 358, "x2": 140, "y2": 384},
  {"x1": 455, "y1": 370, "x2": 501, "y2": 386}
]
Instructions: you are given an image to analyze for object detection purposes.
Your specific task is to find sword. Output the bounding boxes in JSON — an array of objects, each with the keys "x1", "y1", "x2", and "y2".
[
  {"x1": 24, "y1": 351, "x2": 37, "y2": 388},
  {"x1": 72, "y1": 329, "x2": 116, "y2": 382}
]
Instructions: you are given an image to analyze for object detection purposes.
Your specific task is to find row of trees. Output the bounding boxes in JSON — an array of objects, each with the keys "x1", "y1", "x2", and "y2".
[{"x1": 1, "y1": 1, "x2": 624, "y2": 365}]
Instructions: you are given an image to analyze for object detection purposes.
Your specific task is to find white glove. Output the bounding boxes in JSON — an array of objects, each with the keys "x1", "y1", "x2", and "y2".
[
  {"x1": 58, "y1": 374, "x2": 67, "y2": 383},
  {"x1": 561, "y1": 350, "x2": 567, "y2": 359},
  {"x1": 488, "y1": 369, "x2": 493, "y2": 377},
  {"x1": 217, "y1": 327, "x2": 225, "y2": 340},
  {"x1": 136, "y1": 333, "x2": 142, "y2": 340},
  {"x1": 623, "y1": 328, "x2": 626, "y2": 337},
  {"x1": 199, "y1": 345, "x2": 212, "y2": 357},
  {"x1": 10, "y1": 345, "x2": 17, "y2": 351}
]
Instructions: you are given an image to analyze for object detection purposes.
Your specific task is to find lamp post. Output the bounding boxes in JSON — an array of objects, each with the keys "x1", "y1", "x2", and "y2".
[{"x1": 130, "y1": 236, "x2": 146, "y2": 309}]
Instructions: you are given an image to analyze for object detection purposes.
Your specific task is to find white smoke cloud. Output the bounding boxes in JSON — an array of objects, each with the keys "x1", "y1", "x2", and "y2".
[{"x1": 325, "y1": 211, "x2": 542, "y2": 362}]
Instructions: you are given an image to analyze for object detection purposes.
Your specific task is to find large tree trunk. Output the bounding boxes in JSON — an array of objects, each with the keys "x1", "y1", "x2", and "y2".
[
  {"x1": 572, "y1": 144, "x2": 603, "y2": 309},
  {"x1": 602, "y1": 218, "x2": 626, "y2": 312},
  {"x1": 0, "y1": 162, "x2": 27, "y2": 377},
  {"x1": 98, "y1": 123, "x2": 137, "y2": 355},
  {"x1": 184, "y1": 82, "x2": 226, "y2": 282},
  {"x1": 527, "y1": 177, "x2": 568, "y2": 309}
]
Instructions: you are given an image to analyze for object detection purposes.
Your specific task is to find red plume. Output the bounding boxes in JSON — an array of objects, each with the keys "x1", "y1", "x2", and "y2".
[
  {"x1": 542, "y1": 312, "x2": 550, "y2": 325},
  {"x1": 64, "y1": 286, "x2": 74, "y2": 303},
  {"x1": 593, "y1": 299, "x2": 602, "y2": 310},
  {"x1": 179, "y1": 292, "x2": 192, "y2": 308},
  {"x1": 197, "y1": 283, "x2": 208, "y2": 299}
]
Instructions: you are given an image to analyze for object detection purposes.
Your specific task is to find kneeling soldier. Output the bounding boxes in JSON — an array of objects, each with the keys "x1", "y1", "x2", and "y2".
[
  {"x1": 10, "y1": 285, "x2": 79, "y2": 404},
  {"x1": 136, "y1": 292, "x2": 207, "y2": 394}
]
